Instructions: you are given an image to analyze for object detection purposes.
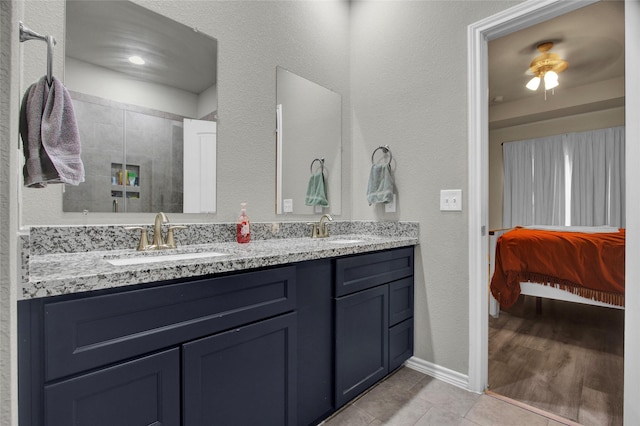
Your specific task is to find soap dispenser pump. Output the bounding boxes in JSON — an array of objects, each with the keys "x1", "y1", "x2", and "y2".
[{"x1": 236, "y1": 203, "x2": 251, "y2": 244}]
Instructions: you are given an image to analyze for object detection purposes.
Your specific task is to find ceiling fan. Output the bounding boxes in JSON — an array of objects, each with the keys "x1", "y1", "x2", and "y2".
[{"x1": 525, "y1": 41, "x2": 569, "y2": 92}]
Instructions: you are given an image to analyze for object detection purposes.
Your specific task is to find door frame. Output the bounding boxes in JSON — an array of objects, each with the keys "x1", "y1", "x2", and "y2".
[{"x1": 467, "y1": 0, "x2": 639, "y2": 423}]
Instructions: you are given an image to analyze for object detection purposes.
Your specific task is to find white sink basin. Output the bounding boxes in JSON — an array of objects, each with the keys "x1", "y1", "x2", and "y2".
[
  {"x1": 106, "y1": 251, "x2": 228, "y2": 266},
  {"x1": 326, "y1": 239, "x2": 364, "y2": 244}
]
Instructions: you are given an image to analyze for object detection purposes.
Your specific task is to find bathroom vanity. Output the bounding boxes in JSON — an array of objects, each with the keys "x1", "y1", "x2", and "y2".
[{"x1": 18, "y1": 225, "x2": 416, "y2": 426}]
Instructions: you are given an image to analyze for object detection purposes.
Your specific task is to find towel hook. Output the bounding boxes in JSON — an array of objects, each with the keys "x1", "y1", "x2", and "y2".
[
  {"x1": 371, "y1": 145, "x2": 392, "y2": 166},
  {"x1": 19, "y1": 21, "x2": 57, "y2": 86},
  {"x1": 310, "y1": 158, "x2": 325, "y2": 174}
]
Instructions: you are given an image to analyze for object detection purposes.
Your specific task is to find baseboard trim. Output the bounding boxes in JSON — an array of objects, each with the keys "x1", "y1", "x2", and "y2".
[{"x1": 404, "y1": 356, "x2": 473, "y2": 392}]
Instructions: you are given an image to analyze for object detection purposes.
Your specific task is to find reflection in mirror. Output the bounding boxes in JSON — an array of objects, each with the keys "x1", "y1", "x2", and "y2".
[
  {"x1": 63, "y1": 0, "x2": 218, "y2": 213},
  {"x1": 276, "y1": 67, "x2": 342, "y2": 215}
]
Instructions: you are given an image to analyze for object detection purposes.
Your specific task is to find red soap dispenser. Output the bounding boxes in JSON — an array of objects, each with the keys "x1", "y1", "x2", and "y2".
[{"x1": 236, "y1": 203, "x2": 251, "y2": 244}]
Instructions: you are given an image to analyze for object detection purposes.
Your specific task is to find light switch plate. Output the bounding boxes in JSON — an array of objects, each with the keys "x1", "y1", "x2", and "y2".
[
  {"x1": 440, "y1": 189, "x2": 462, "y2": 211},
  {"x1": 283, "y1": 199, "x2": 293, "y2": 213}
]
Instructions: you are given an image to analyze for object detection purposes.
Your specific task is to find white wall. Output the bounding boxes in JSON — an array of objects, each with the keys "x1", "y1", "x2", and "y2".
[
  {"x1": 197, "y1": 83, "x2": 218, "y2": 119},
  {"x1": 489, "y1": 106, "x2": 625, "y2": 229},
  {"x1": 1, "y1": 2, "x2": 20, "y2": 425},
  {"x1": 624, "y1": 1, "x2": 640, "y2": 423},
  {"x1": 350, "y1": 0, "x2": 522, "y2": 376}
]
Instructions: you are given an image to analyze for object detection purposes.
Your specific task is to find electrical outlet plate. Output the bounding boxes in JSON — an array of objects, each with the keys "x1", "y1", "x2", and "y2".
[
  {"x1": 385, "y1": 194, "x2": 397, "y2": 213},
  {"x1": 440, "y1": 189, "x2": 462, "y2": 211},
  {"x1": 283, "y1": 199, "x2": 293, "y2": 213}
]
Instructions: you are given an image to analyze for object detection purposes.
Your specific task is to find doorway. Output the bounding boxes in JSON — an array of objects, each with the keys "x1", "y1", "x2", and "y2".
[{"x1": 467, "y1": 0, "x2": 640, "y2": 424}]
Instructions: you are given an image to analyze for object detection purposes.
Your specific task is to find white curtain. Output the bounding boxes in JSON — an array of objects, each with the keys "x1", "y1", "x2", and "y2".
[
  {"x1": 502, "y1": 126, "x2": 625, "y2": 228},
  {"x1": 533, "y1": 136, "x2": 565, "y2": 226},
  {"x1": 566, "y1": 126, "x2": 625, "y2": 227},
  {"x1": 502, "y1": 136, "x2": 565, "y2": 227},
  {"x1": 502, "y1": 140, "x2": 533, "y2": 227}
]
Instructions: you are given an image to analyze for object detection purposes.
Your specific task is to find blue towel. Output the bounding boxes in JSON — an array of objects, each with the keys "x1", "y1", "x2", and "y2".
[
  {"x1": 305, "y1": 171, "x2": 329, "y2": 207},
  {"x1": 20, "y1": 76, "x2": 85, "y2": 188},
  {"x1": 367, "y1": 163, "x2": 394, "y2": 205}
]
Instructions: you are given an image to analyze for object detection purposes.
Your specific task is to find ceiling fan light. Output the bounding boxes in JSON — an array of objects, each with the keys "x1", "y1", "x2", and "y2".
[
  {"x1": 526, "y1": 76, "x2": 541, "y2": 91},
  {"x1": 544, "y1": 71, "x2": 559, "y2": 89},
  {"x1": 128, "y1": 55, "x2": 145, "y2": 65}
]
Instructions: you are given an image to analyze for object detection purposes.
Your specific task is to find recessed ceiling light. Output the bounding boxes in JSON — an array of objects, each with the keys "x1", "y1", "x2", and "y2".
[{"x1": 128, "y1": 55, "x2": 145, "y2": 65}]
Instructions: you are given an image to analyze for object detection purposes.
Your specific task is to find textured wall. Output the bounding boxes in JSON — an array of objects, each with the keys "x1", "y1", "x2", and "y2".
[
  {"x1": 1, "y1": 2, "x2": 19, "y2": 425},
  {"x1": 349, "y1": 0, "x2": 522, "y2": 375},
  {"x1": 19, "y1": 0, "x2": 352, "y2": 225}
]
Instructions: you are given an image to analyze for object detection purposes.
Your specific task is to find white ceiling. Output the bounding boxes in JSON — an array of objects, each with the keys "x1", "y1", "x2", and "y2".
[
  {"x1": 488, "y1": 1, "x2": 624, "y2": 128},
  {"x1": 65, "y1": 0, "x2": 217, "y2": 95}
]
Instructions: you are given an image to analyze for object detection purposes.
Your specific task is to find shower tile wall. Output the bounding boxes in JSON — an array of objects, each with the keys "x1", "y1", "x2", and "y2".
[
  {"x1": 64, "y1": 99, "x2": 124, "y2": 213},
  {"x1": 64, "y1": 94, "x2": 184, "y2": 213}
]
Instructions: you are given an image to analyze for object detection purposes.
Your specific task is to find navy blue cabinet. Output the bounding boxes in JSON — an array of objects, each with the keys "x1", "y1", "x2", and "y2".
[
  {"x1": 19, "y1": 247, "x2": 414, "y2": 426},
  {"x1": 43, "y1": 266, "x2": 296, "y2": 381},
  {"x1": 19, "y1": 266, "x2": 296, "y2": 426},
  {"x1": 335, "y1": 247, "x2": 414, "y2": 408}
]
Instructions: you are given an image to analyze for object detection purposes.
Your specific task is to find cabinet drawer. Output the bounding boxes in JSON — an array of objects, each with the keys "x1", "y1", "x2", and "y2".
[
  {"x1": 389, "y1": 277, "x2": 414, "y2": 326},
  {"x1": 335, "y1": 247, "x2": 414, "y2": 297},
  {"x1": 44, "y1": 266, "x2": 296, "y2": 381},
  {"x1": 389, "y1": 318, "x2": 414, "y2": 371},
  {"x1": 45, "y1": 348, "x2": 180, "y2": 426}
]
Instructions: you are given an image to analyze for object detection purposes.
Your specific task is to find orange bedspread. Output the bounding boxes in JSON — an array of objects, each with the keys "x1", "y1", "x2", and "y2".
[{"x1": 490, "y1": 227, "x2": 625, "y2": 308}]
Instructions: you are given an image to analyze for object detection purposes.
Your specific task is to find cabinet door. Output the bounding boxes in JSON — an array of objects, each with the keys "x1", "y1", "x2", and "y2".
[
  {"x1": 183, "y1": 312, "x2": 297, "y2": 425},
  {"x1": 335, "y1": 285, "x2": 388, "y2": 408},
  {"x1": 45, "y1": 348, "x2": 180, "y2": 426}
]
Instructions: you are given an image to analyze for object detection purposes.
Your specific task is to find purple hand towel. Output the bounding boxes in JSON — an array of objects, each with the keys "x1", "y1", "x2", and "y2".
[{"x1": 20, "y1": 76, "x2": 85, "y2": 188}]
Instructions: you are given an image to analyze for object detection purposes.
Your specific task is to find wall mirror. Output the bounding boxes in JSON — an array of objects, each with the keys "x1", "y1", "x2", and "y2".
[
  {"x1": 63, "y1": 0, "x2": 218, "y2": 213},
  {"x1": 276, "y1": 67, "x2": 342, "y2": 215}
]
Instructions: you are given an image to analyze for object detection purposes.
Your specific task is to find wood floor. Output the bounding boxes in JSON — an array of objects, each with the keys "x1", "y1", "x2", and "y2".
[{"x1": 488, "y1": 295, "x2": 624, "y2": 426}]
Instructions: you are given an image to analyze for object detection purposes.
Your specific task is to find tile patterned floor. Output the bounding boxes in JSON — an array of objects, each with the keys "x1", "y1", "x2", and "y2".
[{"x1": 322, "y1": 367, "x2": 572, "y2": 426}]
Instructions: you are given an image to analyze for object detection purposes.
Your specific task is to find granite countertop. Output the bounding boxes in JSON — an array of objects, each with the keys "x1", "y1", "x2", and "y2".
[{"x1": 25, "y1": 234, "x2": 418, "y2": 299}]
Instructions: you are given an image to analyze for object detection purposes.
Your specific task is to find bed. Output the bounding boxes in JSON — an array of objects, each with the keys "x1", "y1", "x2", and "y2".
[{"x1": 489, "y1": 226, "x2": 625, "y2": 317}]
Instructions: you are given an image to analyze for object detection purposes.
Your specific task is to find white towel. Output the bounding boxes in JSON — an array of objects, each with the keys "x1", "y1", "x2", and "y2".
[
  {"x1": 20, "y1": 76, "x2": 85, "y2": 188},
  {"x1": 366, "y1": 163, "x2": 394, "y2": 205}
]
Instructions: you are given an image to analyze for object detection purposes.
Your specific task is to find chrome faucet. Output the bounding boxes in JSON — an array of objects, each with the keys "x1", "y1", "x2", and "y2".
[{"x1": 310, "y1": 213, "x2": 333, "y2": 238}]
